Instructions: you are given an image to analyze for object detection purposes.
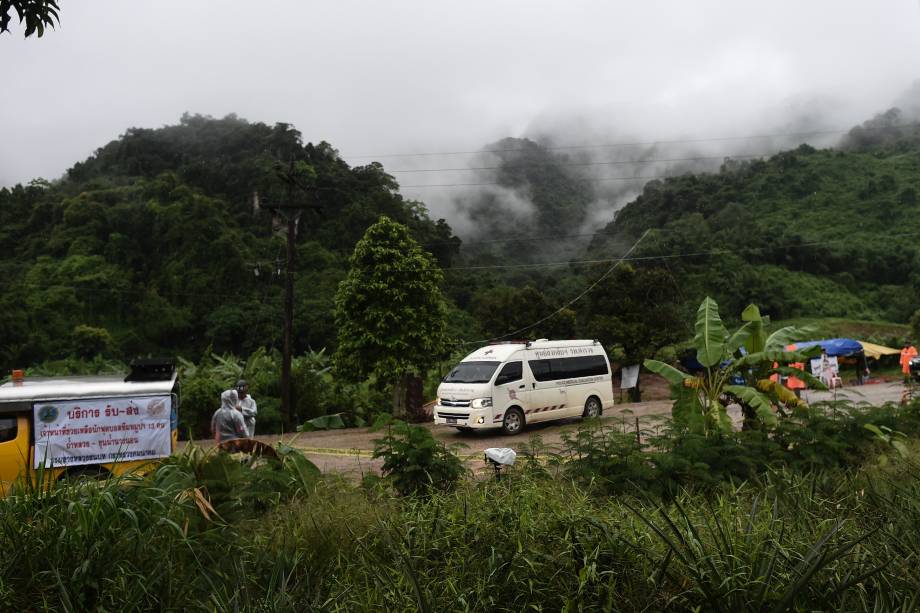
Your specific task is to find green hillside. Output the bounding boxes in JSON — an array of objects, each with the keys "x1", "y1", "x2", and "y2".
[
  {"x1": 3, "y1": 111, "x2": 920, "y2": 381},
  {"x1": 0, "y1": 114, "x2": 459, "y2": 370},
  {"x1": 596, "y1": 123, "x2": 920, "y2": 324}
]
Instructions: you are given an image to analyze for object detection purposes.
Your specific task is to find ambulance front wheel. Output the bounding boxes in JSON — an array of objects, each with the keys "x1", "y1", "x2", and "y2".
[
  {"x1": 501, "y1": 407, "x2": 525, "y2": 435},
  {"x1": 583, "y1": 396, "x2": 602, "y2": 419}
]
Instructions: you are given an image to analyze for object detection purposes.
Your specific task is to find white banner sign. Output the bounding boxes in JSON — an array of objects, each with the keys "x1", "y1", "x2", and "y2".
[
  {"x1": 620, "y1": 364, "x2": 640, "y2": 389},
  {"x1": 810, "y1": 356, "x2": 839, "y2": 384},
  {"x1": 33, "y1": 395, "x2": 172, "y2": 469}
]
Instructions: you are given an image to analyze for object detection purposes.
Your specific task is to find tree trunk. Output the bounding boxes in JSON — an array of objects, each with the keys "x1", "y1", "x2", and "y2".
[
  {"x1": 392, "y1": 375, "x2": 409, "y2": 419},
  {"x1": 392, "y1": 375, "x2": 425, "y2": 421},
  {"x1": 628, "y1": 380, "x2": 642, "y2": 403},
  {"x1": 405, "y1": 375, "x2": 425, "y2": 422}
]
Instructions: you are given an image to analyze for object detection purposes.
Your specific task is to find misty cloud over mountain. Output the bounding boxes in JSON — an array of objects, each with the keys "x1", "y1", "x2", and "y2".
[{"x1": 398, "y1": 80, "x2": 920, "y2": 252}]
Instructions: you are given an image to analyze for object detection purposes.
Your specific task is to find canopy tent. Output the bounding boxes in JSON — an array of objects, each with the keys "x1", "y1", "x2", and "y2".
[
  {"x1": 857, "y1": 341, "x2": 901, "y2": 360},
  {"x1": 789, "y1": 338, "x2": 863, "y2": 357},
  {"x1": 788, "y1": 338, "x2": 900, "y2": 360},
  {"x1": 674, "y1": 338, "x2": 899, "y2": 374}
]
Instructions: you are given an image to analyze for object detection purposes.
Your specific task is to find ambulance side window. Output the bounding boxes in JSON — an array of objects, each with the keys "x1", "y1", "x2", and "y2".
[
  {"x1": 0, "y1": 417, "x2": 17, "y2": 443},
  {"x1": 529, "y1": 359, "x2": 551, "y2": 381},
  {"x1": 494, "y1": 361, "x2": 522, "y2": 386}
]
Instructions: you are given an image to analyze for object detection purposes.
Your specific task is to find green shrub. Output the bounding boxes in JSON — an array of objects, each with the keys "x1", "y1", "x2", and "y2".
[
  {"x1": 371, "y1": 418, "x2": 466, "y2": 496},
  {"x1": 558, "y1": 419, "x2": 654, "y2": 492}
]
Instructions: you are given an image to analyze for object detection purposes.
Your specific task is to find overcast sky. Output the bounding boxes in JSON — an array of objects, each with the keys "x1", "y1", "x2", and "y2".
[{"x1": 4, "y1": 0, "x2": 920, "y2": 191}]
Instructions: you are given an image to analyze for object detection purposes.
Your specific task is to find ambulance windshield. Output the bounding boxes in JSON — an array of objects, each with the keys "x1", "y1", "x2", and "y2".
[{"x1": 443, "y1": 361, "x2": 500, "y2": 384}]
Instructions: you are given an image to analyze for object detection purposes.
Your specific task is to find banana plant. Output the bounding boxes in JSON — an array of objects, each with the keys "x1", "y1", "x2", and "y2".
[{"x1": 644, "y1": 297, "x2": 824, "y2": 436}]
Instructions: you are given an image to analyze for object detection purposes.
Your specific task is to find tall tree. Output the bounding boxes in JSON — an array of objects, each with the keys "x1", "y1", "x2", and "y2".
[
  {"x1": 581, "y1": 264, "x2": 688, "y2": 400},
  {"x1": 1, "y1": 0, "x2": 59, "y2": 37},
  {"x1": 333, "y1": 216, "x2": 449, "y2": 417}
]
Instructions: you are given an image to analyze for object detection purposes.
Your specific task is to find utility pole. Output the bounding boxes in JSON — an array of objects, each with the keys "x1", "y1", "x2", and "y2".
[
  {"x1": 282, "y1": 209, "x2": 299, "y2": 433},
  {"x1": 262, "y1": 162, "x2": 320, "y2": 432}
]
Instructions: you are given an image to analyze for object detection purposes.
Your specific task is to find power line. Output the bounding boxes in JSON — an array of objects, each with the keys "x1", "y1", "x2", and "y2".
[
  {"x1": 401, "y1": 174, "x2": 664, "y2": 189},
  {"x1": 14, "y1": 230, "x2": 920, "y2": 299},
  {"x1": 346, "y1": 127, "x2": 856, "y2": 160},
  {"x1": 456, "y1": 230, "x2": 653, "y2": 346},
  {"x1": 381, "y1": 230, "x2": 920, "y2": 273},
  {"x1": 427, "y1": 231, "x2": 606, "y2": 247},
  {"x1": 386, "y1": 153, "x2": 766, "y2": 173}
]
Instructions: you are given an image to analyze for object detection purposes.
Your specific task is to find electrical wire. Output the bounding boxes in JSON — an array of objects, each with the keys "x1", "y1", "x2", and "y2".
[
  {"x1": 15, "y1": 230, "x2": 920, "y2": 299},
  {"x1": 345, "y1": 125, "x2": 886, "y2": 160},
  {"x1": 400, "y1": 174, "x2": 663, "y2": 188},
  {"x1": 455, "y1": 229, "x2": 652, "y2": 346},
  {"x1": 385, "y1": 153, "x2": 766, "y2": 173}
]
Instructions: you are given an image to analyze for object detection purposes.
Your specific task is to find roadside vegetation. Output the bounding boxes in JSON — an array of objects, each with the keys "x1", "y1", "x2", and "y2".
[{"x1": 2, "y1": 397, "x2": 920, "y2": 611}]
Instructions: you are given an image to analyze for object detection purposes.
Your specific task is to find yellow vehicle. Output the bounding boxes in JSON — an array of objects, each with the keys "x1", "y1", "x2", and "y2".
[{"x1": 0, "y1": 359, "x2": 179, "y2": 496}]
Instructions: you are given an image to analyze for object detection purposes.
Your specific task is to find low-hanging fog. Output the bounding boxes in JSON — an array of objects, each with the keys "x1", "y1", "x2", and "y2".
[{"x1": 4, "y1": 1, "x2": 920, "y2": 241}]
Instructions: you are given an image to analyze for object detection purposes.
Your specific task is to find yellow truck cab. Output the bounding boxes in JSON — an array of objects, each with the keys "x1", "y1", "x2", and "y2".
[{"x1": 0, "y1": 359, "x2": 179, "y2": 496}]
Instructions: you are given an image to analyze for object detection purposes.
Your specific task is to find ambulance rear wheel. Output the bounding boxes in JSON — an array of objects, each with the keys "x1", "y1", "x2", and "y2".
[{"x1": 501, "y1": 407, "x2": 525, "y2": 435}]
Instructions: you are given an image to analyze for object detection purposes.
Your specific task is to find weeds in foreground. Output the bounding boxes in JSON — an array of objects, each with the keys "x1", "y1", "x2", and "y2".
[{"x1": 3, "y1": 405, "x2": 920, "y2": 610}]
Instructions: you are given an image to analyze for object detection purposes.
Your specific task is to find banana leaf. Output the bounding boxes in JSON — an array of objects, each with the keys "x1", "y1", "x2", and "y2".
[
  {"x1": 726, "y1": 321, "x2": 753, "y2": 354},
  {"x1": 733, "y1": 347, "x2": 821, "y2": 368},
  {"x1": 694, "y1": 297, "x2": 727, "y2": 367},
  {"x1": 755, "y1": 378, "x2": 804, "y2": 406},
  {"x1": 644, "y1": 359, "x2": 691, "y2": 386},
  {"x1": 769, "y1": 366, "x2": 828, "y2": 391},
  {"x1": 705, "y1": 399, "x2": 734, "y2": 434},
  {"x1": 725, "y1": 384, "x2": 778, "y2": 426},
  {"x1": 669, "y1": 382, "x2": 706, "y2": 434},
  {"x1": 764, "y1": 325, "x2": 803, "y2": 352},
  {"x1": 741, "y1": 304, "x2": 768, "y2": 354}
]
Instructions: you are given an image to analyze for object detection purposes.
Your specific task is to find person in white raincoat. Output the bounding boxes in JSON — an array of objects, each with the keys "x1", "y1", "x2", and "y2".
[
  {"x1": 237, "y1": 379, "x2": 258, "y2": 437},
  {"x1": 211, "y1": 389, "x2": 247, "y2": 444}
]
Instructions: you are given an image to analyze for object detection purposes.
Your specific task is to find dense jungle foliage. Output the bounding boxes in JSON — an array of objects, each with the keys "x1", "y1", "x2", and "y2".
[
  {"x1": 0, "y1": 114, "x2": 460, "y2": 369},
  {"x1": 2, "y1": 111, "x2": 920, "y2": 427},
  {"x1": 596, "y1": 109, "x2": 920, "y2": 324}
]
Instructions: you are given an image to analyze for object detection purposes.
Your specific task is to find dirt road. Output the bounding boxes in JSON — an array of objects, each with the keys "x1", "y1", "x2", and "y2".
[
  {"x1": 189, "y1": 399, "x2": 674, "y2": 477},
  {"x1": 188, "y1": 382, "x2": 908, "y2": 477}
]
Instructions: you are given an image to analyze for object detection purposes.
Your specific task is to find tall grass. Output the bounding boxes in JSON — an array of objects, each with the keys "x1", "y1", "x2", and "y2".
[{"x1": 2, "y1": 431, "x2": 920, "y2": 610}]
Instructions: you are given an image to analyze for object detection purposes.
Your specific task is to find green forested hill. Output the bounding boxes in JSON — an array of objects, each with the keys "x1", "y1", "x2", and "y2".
[
  {"x1": 596, "y1": 132, "x2": 920, "y2": 324},
  {"x1": 3, "y1": 112, "x2": 920, "y2": 378},
  {"x1": 0, "y1": 114, "x2": 459, "y2": 370}
]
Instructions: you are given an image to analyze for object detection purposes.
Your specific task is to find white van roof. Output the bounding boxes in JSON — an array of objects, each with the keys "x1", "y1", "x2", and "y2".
[
  {"x1": 461, "y1": 340, "x2": 601, "y2": 363},
  {"x1": 0, "y1": 373, "x2": 178, "y2": 414}
]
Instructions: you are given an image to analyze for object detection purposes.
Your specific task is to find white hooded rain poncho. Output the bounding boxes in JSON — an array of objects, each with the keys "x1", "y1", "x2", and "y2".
[{"x1": 211, "y1": 389, "x2": 247, "y2": 443}]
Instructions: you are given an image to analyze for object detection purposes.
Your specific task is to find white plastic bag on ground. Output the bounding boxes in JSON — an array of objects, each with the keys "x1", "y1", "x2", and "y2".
[{"x1": 484, "y1": 447, "x2": 517, "y2": 466}]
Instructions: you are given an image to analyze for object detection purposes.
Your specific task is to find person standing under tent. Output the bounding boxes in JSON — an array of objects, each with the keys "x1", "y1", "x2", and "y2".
[
  {"x1": 855, "y1": 352, "x2": 870, "y2": 385},
  {"x1": 900, "y1": 342, "x2": 917, "y2": 383},
  {"x1": 237, "y1": 379, "x2": 258, "y2": 438}
]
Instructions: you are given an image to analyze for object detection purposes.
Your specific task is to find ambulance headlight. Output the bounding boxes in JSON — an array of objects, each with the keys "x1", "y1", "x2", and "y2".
[{"x1": 471, "y1": 397, "x2": 492, "y2": 409}]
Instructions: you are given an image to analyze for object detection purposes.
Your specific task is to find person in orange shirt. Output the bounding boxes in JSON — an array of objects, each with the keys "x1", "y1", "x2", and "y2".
[{"x1": 900, "y1": 342, "x2": 918, "y2": 382}]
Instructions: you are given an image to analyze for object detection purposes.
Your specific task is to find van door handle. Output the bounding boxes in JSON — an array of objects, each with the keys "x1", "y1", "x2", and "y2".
[
  {"x1": 532, "y1": 383, "x2": 536, "y2": 389},
  {"x1": 518, "y1": 384, "x2": 525, "y2": 389}
]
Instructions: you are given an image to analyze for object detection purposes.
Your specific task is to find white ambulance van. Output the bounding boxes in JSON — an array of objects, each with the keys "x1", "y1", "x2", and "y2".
[{"x1": 433, "y1": 340, "x2": 614, "y2": 435}]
